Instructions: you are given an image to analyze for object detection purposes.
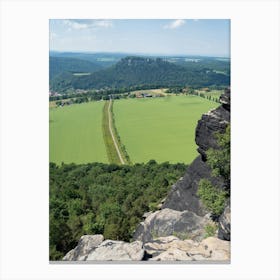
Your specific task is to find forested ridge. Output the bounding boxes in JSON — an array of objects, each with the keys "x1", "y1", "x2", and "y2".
[
  {"x1": 49, "y1": 161, "x2": 187, "y2": 260},
  {"x1": 49, "y1": 57, "x2": 103, "y2": 80},
  {"x1": 50, "y1": 56, "x2": 230, "y2": 92}
]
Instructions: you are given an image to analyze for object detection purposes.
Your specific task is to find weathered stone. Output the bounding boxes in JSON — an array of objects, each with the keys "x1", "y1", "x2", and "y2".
[
  {"x1": 189, "y1": 237, "x2": 230, "y2": 260},
  {"x1": 162, "y1": 156, "x2": 225, "y2": 215},
  {"x1": 220, "y1": 87, "x2": 230, "y2": 111},
  {"x1": 144, "y1": 236, "x2": 195, "y2": 257},
  {"x1": 86, "y1": 240, "x2": 144, "y2": 261},
  {"x1": 149, "y1": 248, "x2": 193, "y2": 261},
  {"x1": 195, "y1": 106, "x2": 230, "y2": 160},
  {"x1": 133, "y1": 208, "x2": 211, "y2": 243},
  {"x1": 218, "y1": 202, "x2": 231, "y2": 241},
  {"x1": 63, "y1": 235, "x2": 104, "y2": 261},
  {"x1": 146, "y1": 236, "x2": 230, "y2": 261}
]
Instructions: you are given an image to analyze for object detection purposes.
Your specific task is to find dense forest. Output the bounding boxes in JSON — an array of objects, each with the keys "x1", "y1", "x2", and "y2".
[
  {"x1": 49, "y1": 57, "x2": 103, "y2": 80},
  {"x1": 50, "y1": 56, "x2": 230, "y2": 92},
  {"x1": 49, "y1": 160, "x2": 187, "y2": 260}
]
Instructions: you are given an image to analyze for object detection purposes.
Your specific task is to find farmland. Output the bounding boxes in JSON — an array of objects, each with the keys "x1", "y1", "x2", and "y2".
[
  {"x1": 49, "y1": 101, "x2": 107, "y2": 164},
  {"x1": 49, "y1": 95, "x2": 219, "y2": 165},
  {"x1": 113, "y1": 95, "x2": 218, "y2": 164}
]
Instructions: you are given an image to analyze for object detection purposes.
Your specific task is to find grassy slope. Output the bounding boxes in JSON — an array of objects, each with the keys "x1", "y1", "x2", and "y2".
[
  {"x1": 113, "y1": 95, "x2": 219, "y2": 164},
  {"x1": 49, "y1": 101, "x2": 107, "y2": 164}
]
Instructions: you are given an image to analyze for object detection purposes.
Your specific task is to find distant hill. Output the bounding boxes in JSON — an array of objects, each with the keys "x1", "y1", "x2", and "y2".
[
  {"x1": 50, "y1": 56, "x2": 230, "y2": 92},
  {"x1": 49, "y1": 57, "x2": 103, "y2": 80},
  {"x1": 49, "y1": 52, "x2": 127, "y2": 68}
]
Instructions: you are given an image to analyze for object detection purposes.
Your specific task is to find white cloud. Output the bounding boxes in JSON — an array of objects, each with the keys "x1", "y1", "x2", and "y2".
[
  {"x1": 164, "y1": 19, "x2": 186, "y2": 29},
  {"x1": 62, "y1": 19, "x2": 113, "y2": 31},
  {"x1": 63, "y1": 20, "x2": 88, "y2": 30}
]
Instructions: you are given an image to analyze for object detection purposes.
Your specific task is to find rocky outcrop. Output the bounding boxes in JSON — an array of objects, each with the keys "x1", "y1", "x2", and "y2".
[
  {"x1": 196, "y1": 108, "x2": 230, "y2": 161},
  {"x1": 162, "y1": 156, "x2": 225, "y2": 216},
  {"x1": 63, "y1": 234, "x2": 104, "y2": 261},
  {"x1": 133, "y1": 208, "x2": 211, "y2": 243},
  {"x1": 196, "y1": 88, "x2": 230, "y2": 160},
  {"x1": 63, "y1": 235, "x2": 144, "y2": 261},
  {"x1": 218, "y1": 202, "x2": 231, "y2": 241},
  {"x1": 63, "y1": 234, "x2": 230, "y2": 261},
  {"x1": 146, "y1": 236, "x2": 230, "y2": 261},
  {"x1": 86, "y1": 240, "x2": 144, "y2": 261}
]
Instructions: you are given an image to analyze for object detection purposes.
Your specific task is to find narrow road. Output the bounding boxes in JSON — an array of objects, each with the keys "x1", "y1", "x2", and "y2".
[{"x1": 107, "y1": 99, "x2": 125, "y2": 164}]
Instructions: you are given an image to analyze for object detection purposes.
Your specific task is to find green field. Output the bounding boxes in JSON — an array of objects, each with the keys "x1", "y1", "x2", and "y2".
[
  {"x1": 50, "y1": 101, "x2": 107, "y2": 164},
  {"x1": 113, "y1": 96, "x2": 218, "y2": 164}
]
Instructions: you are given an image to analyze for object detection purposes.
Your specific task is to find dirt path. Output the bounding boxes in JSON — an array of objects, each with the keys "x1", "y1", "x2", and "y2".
[{"x1": 107, "y1": 99, "x2": 125, "y2": 164}]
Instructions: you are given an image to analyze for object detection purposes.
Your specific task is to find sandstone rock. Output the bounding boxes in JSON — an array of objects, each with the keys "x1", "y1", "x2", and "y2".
[
  {"x1": 144, "y1": 236, "x2": 195, "y2": 257},
  {"x1": 86, "y1": 240, "x2": 144, "y2": 261},
  {"x1": 162, "y1": 156, "x2": 225, "y2": 215},
  {"x1": 149, "y1": 248, "x2": 194, "y2": 261},
  {"x1": 133, "y1": 208, "x2": 210, "y2": 243},
  {"x1": 189, "y1": 237, "x2": 230, "y2": 260},
  {"x1": 146, "y1": 236, "x2": 230, "y2": 261},
  {"x1": 195, "y1": 105, "x2": 230, "y2": 160},
  {"x1": 63, "y1": 234, "x2": 104, "y2": 261},
  {"x1": 220, "y1": 87, "x2": 230, "y2": 111},
  {"x1": 218, "y1": 202, "x2": 231, "y2": 241}
]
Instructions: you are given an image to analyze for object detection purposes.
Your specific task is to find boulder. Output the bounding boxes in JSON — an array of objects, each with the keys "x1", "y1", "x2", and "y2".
[
  {"x1": 133, "y1": 208, "x2": 210, "y2": 243},
  {"x1": 63, "y1": 234, "x2": 104, "y2": 261},
  {"x1": 86, "y1": 240, "x2": 144, "y2": 261},
  {"x1": 146, "y1": 236, "x2": 230, "y2": 261},
  {"x1": 188, "y1": 237, "x2": 230, "y2": 261},
  {"x1": 218, "y1": 203, "x2": 231, "y2": 241},
  {"x1": 144, "y1": 236, "x2": 195, "y2": 258}
]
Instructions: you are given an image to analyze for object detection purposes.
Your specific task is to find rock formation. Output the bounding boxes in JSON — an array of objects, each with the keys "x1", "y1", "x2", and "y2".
[
  {"x1": 63, "y1": 235, "x2": 144, "y2": 261},
  {"x1": 63, "y1": 234, "x2": 230, "y2": 261},
  {"x1": 145, "y1": 236, "x2": 230, "y2": 261},
  {"x1": 133, "y1": 208, "x2": 211, "y2": 243},
  {"x1": 218, "y1": 202, "x2": 231, "y2": 241},
  {"x1": 63, "y1": 235, "x2": 104, "y2": 261}
]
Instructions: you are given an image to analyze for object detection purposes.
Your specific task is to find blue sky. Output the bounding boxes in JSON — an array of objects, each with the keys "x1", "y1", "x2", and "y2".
[{"x1": 50, "y1": 19, "x2": 230, "y2": 57}]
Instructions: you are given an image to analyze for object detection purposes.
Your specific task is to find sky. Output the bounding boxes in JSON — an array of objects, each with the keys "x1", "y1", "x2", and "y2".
[{"x1": 50, "y1": 19, "x2": 230, "y2": 57}]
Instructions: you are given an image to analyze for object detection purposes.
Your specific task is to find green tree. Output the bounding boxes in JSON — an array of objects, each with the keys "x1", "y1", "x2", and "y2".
[{"x1": 207, "y1": 125, "x2": 230, "y2": 184}]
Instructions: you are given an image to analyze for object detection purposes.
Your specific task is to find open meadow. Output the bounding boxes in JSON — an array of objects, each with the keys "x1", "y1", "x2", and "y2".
[
  {"x1": 113, "y1": 95, "x2": 218, "y2": 164},
  {"x1": 49, "y1": 101, "x2": 107, "y2": 164},
  {"x1": 49, "y1": 95, "x2": 219, "y2": 165}
]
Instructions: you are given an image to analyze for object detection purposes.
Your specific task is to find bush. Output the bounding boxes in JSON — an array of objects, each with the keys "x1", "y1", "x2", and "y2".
[
  {"x1": 204, "y1": 223, "x2": 218, "y2": 238},
  {"x1": 197, "y1": 179, "x2": 227, "y2": 216}
]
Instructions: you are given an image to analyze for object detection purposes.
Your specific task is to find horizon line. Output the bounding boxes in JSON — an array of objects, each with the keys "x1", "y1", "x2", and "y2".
[{"x1": 49, "y1": 50, "x2": 230, "y2": 59}]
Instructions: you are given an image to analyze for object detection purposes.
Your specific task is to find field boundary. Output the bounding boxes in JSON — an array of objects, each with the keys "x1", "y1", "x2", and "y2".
[
  {"x1": 102, "y1": 100, "x2": 130, "y2": 165},
  {"x1": 110, "y1": 100, "x2": 132, "y2": 165},
  {"x1": 102, "y1": 100, "x2": 122, "y2": 164},
  {"x1": 108, "y1": 99, "x2": 125, "y2": 164}
]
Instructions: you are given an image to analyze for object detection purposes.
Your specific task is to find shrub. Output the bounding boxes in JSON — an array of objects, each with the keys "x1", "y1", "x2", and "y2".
[
  {"x1": 204, "y1": 223, "x2": 218, "y2": 238},
  {"x1": 197, "y1": 179, "x2": 227, "y2": 216}
]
